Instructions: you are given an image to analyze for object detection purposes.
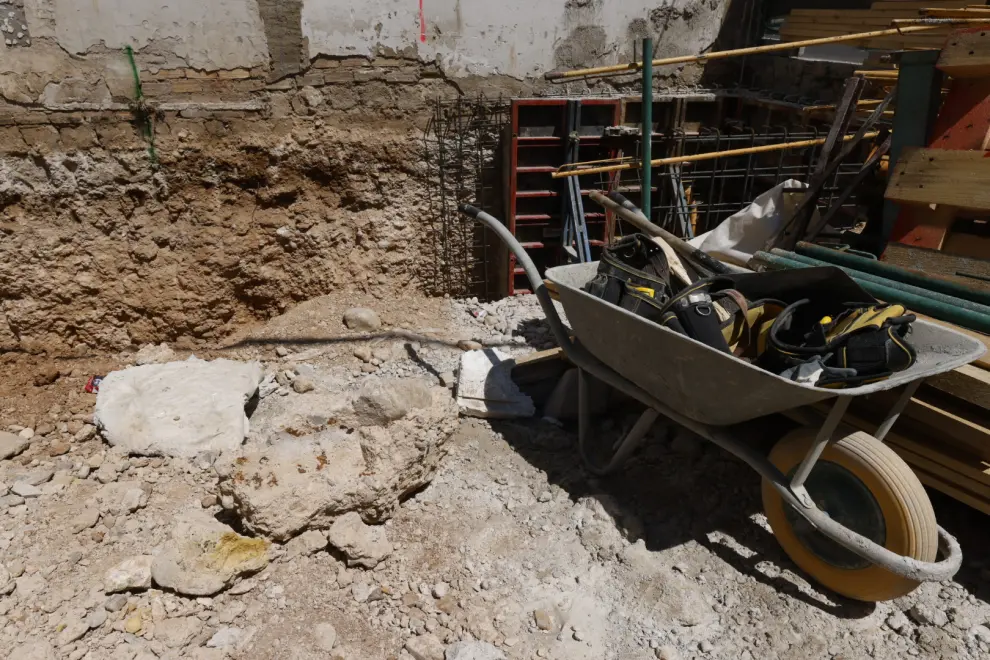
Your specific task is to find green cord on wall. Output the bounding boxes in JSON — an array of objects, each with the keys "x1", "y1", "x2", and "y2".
[{"x1": 125, "y1": 45, "x2": 158, "y2": 167}]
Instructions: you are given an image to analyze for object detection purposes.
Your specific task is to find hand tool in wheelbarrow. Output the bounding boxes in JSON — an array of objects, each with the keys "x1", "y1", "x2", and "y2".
[
  {"x1": 457, "y1": 202, "x2": 984, "y2": 603},
  {"x1": 588, "y1": 190, "x2": 734, "y2": 277}
]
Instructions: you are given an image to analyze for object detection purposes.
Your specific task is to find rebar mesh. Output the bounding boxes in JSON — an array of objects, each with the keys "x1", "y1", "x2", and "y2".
[{"x1": 422, "y1": 95, "x2": 509, "y2": 300}]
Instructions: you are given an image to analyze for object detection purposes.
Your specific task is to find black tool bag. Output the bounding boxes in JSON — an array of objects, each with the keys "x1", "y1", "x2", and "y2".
[
  {"x1": 583, "y1": 234, "x2": 672, "y2": 323},
  {"x1": 761, "y1": 300, "x2": 917, "y2": 387}
]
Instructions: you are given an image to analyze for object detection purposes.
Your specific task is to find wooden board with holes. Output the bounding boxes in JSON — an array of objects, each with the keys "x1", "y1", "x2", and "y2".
[
  {"x1": 886, "y1": 147, "x2": 990, "y2": 209},
  {"x1": 882, "y1": 246, "x2": 990, "y2": 300},
  {"x1": 939, "y1": 27, "x2": 990, "y2": 78}
]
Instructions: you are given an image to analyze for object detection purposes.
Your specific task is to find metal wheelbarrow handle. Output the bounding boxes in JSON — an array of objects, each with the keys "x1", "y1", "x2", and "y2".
[{"x1": 458, "y1": 204, "x2": 574, "y2": 353}]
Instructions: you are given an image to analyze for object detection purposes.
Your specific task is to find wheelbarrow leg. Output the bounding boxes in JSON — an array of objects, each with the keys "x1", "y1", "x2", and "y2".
[
  {"x1": 874, "y1": 380, "x2": 922, "y2": 442},
  {"x1": 578, "y1": 368, "x2": 660, "y2": 475},
  {"x1": 789, "y1": 395, "x2": 852, "y2": 508}
]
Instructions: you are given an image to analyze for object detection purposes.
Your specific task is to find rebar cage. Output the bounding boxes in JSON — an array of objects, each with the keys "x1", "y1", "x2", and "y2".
[{"x1": 424, "y1": 94, "x2": 880, "y2": 299}]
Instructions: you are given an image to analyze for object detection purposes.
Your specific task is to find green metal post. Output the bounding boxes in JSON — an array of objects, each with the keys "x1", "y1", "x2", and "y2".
[{"x1": 641, "y1": 37, "x2": 653, "y2": 223}]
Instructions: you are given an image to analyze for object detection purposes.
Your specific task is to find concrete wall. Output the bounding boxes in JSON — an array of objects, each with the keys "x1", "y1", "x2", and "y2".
[{"x1": 3, "y1": 0, "x2": 728, "y2": 79}]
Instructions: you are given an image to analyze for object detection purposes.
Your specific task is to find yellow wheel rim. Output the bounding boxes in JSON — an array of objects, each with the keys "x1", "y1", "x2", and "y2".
[{"x1": 762, "y1": 427, "x2": 937, "y2": 602}]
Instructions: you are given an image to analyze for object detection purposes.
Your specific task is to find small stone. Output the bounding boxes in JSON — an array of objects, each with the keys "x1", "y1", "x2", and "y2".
[
  {"x1": 445, "y1": 641, "x2": 507, "y2": 660},
  {"x1": 121, "y1": 487, "x2": 148, "y2": 512},
  {"x1": 275, "y1": 346, "x2": 290, "y2": 357},
  {"x1": 157, "y1": 616, "x2": 204, "y2": 648},
  {"x1": 908, "y1": 603, "x2": 948, "y2": 628},
  {"x1": 19, "y1": 427, "x2": 35, "y2": 439},
  {"x1": 104, "y1": 593, "x2": 128, "y2": 611},
  {"x1": 11, "y1": 482, "x2": 41, "y2": 498},
  {"x1": 207, "y1": 626, "x2": 244, "y2": 649},
  {"x1": 49, "y1": 442, "x2": 71, "y2": 456},
  {"x1": 886, "y1": 611, "x2": 911, "y2": 635},
  {"x1": 405, "y1": 633, "x2": 444, "y2": 660},
  {"x1": 343, "y1": 308, "x2": 382, "y2": 331},
  {"x1": 537, "y1": 491, "x2": 552, "y2": 503},
  {"x1": 7, "y1": 560, "x2": 24, "y2": 578},
  {"x1": 327, "y1": 511, "x2": 392, "y2": 569},
  {"x1": 699, "y1": 640, "x2": 714, "y2": 653},
  {"x1": 572, "y1": 629, "x2": 585, "y2": 642},
  {"x1": 201, "y1": 495, "x2": 219, "y2": 508},
  {"x1": 228, "y1": 579, "x2": 257, "y2": 595},
  {"x1": 124, "y1": 614, "x2": 143, "y2": 633},
  {"x1": 57, "y1": 620, "x2": 89, "y2": 646},
  {"x1": 86, "y1": 609, "x2": 108, "y2": 629},
  {"x1": 292, "y1": 377, "x2": 316, "y2": 394},
  {"x1": 656, "y1": 645, "x2": 680, "y2": 660},
  {"x1": 10, "y1": 642, "x2": 56, "y2": 660},
  {"x1": 432, "y1": 582, "x2": 449, "y2": 599},
  {"x1": 74, "y1": 424, "x2": 96, "y2": 442},
  {"x1": 314, "y1": 622, "x2": 337, "y2": 651},
  {"x1": 534, "y1": 609, "x2": 554, "y2": 631},
  {"x1": 0, "y1": 431, "x2": 30, "y2": 460},
  {"x1": 71, "y1": 508, "x2": 100, "y2": 533},
  {"x1": 351, "y1": 581, "x2": 373, "y2": 603},
  {"x1": 105, "y1": 555, "x2": 154, "y2": 593},
  {"x1": 457, "y1": 340, "x2": 483, "y2": 351}
]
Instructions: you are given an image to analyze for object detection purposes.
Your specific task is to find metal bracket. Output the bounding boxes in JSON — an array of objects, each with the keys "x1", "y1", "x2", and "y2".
[
  {"x1": 789, "y1": 396, "x2": 852, "y2": 508},
  {"x1": 874, "y1": 379, "x2": 921, "y2": 442}
]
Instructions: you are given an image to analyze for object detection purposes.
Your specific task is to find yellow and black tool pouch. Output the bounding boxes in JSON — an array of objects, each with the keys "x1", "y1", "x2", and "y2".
[
  {"x1": 583, "y1": 234, "x2": 672, "y2": 324},
  {"x1": 761, "y1": 300, "x2": 917, "y2": 388}
]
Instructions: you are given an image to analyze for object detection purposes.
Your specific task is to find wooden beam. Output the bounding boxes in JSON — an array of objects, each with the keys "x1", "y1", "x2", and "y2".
[
  {"x1": 928, "y1": 363, "x2": 990, "y2": 405},
  {"x1": 938, "y1": 28, "x2": 990, "y2": 77},
  {"x1": 886, "y1": 147, "x2": 990, "y2": 209}
]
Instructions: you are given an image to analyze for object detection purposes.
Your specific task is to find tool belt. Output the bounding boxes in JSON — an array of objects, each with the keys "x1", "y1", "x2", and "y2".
[
  {"x1": 583, "y1": 235, "x2": 673, "y2": 324},
  {"x1": 760, "y1": 300, "x2": 917, "y2": 388}
]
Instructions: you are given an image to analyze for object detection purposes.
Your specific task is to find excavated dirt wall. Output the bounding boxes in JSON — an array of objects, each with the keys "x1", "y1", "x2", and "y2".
[
  {"x1": 0, "y1": 57, "x2": 471, "y2": 356},
  {"x1": 0, "y1": 0, "x2": 732, "y2": 357}
]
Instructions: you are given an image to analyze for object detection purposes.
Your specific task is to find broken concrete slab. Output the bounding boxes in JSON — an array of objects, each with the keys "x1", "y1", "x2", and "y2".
[
  {"x1": 456, "y1": 349, "x2": 535, "y2": 419},
  {"x1": 151, "y1": 509, "x2": 269, "y2": 596},
  {"x1": 94, "y1": 358, "x2": 263, "y2": 458},
  {"x1": 217, "y1": 383, "x2": 457, "y2": 541}
]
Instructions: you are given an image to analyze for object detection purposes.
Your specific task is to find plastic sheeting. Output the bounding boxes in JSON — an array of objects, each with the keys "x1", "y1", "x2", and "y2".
[{"x1": 688, "y1": 180, "x2": 819, "y2": 266}]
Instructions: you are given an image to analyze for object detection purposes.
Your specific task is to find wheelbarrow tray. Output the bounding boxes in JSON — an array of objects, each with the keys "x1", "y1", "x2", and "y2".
[{"x1": 547, "y1": 262, "x2": 986, "y2": 426}]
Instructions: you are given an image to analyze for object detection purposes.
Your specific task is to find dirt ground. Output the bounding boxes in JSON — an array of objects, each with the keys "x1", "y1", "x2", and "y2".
[{"x1": 2, "y1": 290, "x2": 990, "y2": 660}]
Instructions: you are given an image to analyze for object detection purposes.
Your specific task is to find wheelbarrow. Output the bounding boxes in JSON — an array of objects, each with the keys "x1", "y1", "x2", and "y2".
[{"x1": 458, "y1": 203, "x2": 987, "y2": 603}]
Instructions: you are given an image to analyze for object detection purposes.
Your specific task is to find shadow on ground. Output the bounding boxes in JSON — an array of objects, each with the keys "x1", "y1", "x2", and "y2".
[{"x1": 489, "y1": 407, "x2": 877, "y2": 619}]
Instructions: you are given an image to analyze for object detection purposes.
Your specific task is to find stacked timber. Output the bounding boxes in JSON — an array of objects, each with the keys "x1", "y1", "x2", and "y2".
[{"x1": 779, "y1": 0, "x2": 976, "y2": 50}]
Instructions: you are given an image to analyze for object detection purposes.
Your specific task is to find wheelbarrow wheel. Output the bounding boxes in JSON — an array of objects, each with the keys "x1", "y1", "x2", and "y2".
[{"x1": 761, "y1": 427, "x2": 937, "y2": 602}]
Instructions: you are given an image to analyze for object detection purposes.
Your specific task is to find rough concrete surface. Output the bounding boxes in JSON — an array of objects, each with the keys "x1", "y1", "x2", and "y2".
[{"x1": 93, "y1": 358, "x2": 263, "y2": 457}]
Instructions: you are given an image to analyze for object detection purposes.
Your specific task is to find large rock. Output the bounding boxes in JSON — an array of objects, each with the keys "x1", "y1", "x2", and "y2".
[
  {"x1": 326, "y1": 512, "x2": 392, "y2": 569},
  {"x1": 94, "y1": 358, "x2": 263, "y2": 457},
  {"x1": 0, "y1": 431, "x2": 30, "y2": 460},
  {"x1": 217, "y1": 382, "x2": 457, "y2": 541},
  {"x1": 151, "y1": 509, "x2": 269, "y2": 596}
]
